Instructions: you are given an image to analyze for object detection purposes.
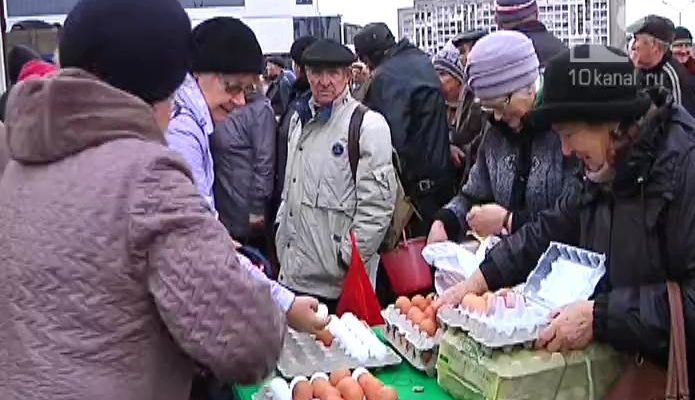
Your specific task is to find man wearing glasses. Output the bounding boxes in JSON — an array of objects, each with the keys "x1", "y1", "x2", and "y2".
[
  {"x1": 275, "y1": 39, "x2": 397, "y2": 312},
  {"x1": 627, "y1": 15, "x2": 695, "y2": 116}
]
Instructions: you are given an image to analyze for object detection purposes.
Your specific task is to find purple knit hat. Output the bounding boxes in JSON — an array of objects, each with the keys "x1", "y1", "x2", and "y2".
[
  {"x1": 465, "y1": 30, "x2": 539, "y2": 101},
  {"x1": 495, "y1": 0, "x2": 539, "y2": 25}
]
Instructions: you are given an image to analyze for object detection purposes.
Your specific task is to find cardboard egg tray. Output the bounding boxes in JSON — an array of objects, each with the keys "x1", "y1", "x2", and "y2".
[
  {"x1": 438, "y1": 242, "x2": 606, "y2": 350},
  {"x1": 381, "y1": 305, "x2": 443, "y2": 376},
  {"x1": 276, "y1": 328, "x2": 401, "y2": 378}
]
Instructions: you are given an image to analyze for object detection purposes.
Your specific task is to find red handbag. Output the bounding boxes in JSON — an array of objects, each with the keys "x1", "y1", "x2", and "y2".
[{"x1": 380, "y1": 231, "x2": 433, "y2": 297}]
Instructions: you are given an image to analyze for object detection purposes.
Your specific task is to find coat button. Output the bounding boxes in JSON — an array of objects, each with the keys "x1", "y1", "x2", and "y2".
[
  {"x1": 299, "y1": 146, "x2": 304, "y2": 151},
  {"x1": 292, "y1": 178, "x2": 297, "y2": 183}
]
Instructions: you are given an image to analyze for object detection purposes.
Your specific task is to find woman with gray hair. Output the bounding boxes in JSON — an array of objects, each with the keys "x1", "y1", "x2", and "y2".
[{"x1": 428, "y1": 30, "x2": 578, "y2": 244}]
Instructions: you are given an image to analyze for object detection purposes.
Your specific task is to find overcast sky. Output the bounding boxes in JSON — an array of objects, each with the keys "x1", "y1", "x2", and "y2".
[{"x1": 316, "y1": 0, "x2": 693, "y2": 38}]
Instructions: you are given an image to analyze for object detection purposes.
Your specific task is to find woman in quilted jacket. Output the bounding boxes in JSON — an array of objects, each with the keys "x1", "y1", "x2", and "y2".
[{"x1": 0, "y1": 1, "x2": 287, "y2": 399}]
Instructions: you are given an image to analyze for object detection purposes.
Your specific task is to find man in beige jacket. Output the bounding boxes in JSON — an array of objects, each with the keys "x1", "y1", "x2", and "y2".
[{"x1": 276, "y1": 39, "x2": 397, "y2": 311}]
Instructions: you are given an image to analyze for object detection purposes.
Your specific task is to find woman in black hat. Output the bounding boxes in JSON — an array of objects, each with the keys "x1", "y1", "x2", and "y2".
[{"x1": 437, "y1": 44, "x2": 695, "y2": 391}]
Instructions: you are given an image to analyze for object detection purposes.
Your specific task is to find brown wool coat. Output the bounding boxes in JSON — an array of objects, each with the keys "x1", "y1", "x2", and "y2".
[{"x1": 0, "y1": 69, "x2": 287, "y2": 400}]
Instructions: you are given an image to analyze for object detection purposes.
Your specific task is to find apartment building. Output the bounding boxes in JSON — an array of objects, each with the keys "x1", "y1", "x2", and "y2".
[{"x1": 398, "y1": 0, "x2": 627, "y2": 55}]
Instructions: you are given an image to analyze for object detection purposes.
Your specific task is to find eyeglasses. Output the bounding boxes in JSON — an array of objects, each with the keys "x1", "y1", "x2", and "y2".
[
  {"x1": 219, "y1": 75, "x2": 257, "y2": 97},
  {"x1": 479, "y1": 93, "x2": 512, "y2": 114}
]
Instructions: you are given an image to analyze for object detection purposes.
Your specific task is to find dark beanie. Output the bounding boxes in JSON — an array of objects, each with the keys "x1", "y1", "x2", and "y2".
[
  {"x1": 192, "y1": 17, "x2": 264, "y2": 75},
  {"x1": 8, "y1": 45, "x2": 40, "y2": 85},
  {"x1": 354, "y1": 23, "x2": 396, "y2": 58},
  {"x1": 60, "y1": 0, "x2": 192, "y2": 104},
  {"x1": 674, "y1": 26, "x2": 693, "y2": 45},
  {"x1": 290, "y1": 36, "x2": 318, "y2": 66},
  {"x1": 532, "y1": 45, "x2": 651, "y2": 126}
]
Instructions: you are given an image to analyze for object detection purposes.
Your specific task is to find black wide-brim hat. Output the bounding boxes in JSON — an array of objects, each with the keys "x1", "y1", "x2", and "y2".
[{"x1": 532, "y1": 44, "x2": 652, "y2": 126}]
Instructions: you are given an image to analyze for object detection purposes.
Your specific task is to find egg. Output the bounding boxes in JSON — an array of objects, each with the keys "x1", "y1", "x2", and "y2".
[
  {"x1": 330, "y1": 368, "x2": 352, "y2": 386},
  {"x1": 319, "y1": 387, "x2": 341, "y2": 400},
  {"x1": 419, "y1": 318, "x2": 437, "y2": 337},
  {"x1": 469, "y1": 296, "x2": 487, "y2": 314},
  {"x1": 411, "y1": 295, "x2": 427, "y2": 311},
  {"x1": 292, "y1": 380, "x2": 313, "y2": 400},
  {"x1": 394, "y1": 296, "x2": 411, "y2": 314},
  {"x1": 486, "y1": 294, "x2": 496, "y2": 314},
  {"x1": 316, "y1": 329, "x2": 334, "y2": 347},
  {"x1": 406, "y1": 307, "x2": 424, "y2": 325},
  {"x1": 462, "y1": 293, "x2": 478, "y2": 310},
  {"x1": 312, "y1": 377, "x2": 333, "y2": 398},
  {"x1": 504, "y1": 291, "x2": 516, "y2": 308},
  {"x1": 357, "y1": 372, "x2": 384, "y2": 400},
  {"x1": 337, "y1": 377, "x2": 365, "y2": 400},
  {"x1": 423, "y1": 305, "x2": 435, "y2": 319},
  {"x1": 378, "y1": 386, "x2": 398, "y2": 400},
  {"x1": 323, "y1": 395, "x2": 344, "y2": 400}
]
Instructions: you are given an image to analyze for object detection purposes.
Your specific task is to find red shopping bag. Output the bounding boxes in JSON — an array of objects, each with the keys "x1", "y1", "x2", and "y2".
[{"x1": 336, "y1": 231, "x2": 385, "y2": 326}]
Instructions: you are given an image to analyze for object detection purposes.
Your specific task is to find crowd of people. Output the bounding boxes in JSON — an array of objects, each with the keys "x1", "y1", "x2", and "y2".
[{"x1": 0, "y1": 0, "x2": 694, "y2": 398}]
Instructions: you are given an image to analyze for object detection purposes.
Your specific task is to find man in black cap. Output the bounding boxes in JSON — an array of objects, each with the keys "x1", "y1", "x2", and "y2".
[
  {"x1": 452, "y1": 29, "x2": 487, "y2": 66},
  {"x1": 275, "y1": 39, "x2": 397, "y2": 311},
  {"x1": 628, "y1": 15, "x2": 695, "y2": 116},
  {"x1": 672, "y1": 26, "x2": 695, "y2": 75},
  {"x1": 354, "y1": 22, "x2": 455, "y2": 237},
  {"x1": 266, "y1": 56, "x2": 293, "y2": 117}
]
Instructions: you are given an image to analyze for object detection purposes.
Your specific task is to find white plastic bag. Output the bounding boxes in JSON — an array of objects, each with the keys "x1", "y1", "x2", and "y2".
[{"x1": 422, "y1": 242, "x2": 478, "y2": 294}]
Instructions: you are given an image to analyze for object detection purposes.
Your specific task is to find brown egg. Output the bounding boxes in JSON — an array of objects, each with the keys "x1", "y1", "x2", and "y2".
[
  {"x1": 419, "y1": 318, "x2": 437, "y2": 337},
  {"x1": 319, "y1": 387, "x2": 341, "y2": 400},
  {"x1": 313, "y1": 378, "x2": 333, "y2": 398},
  {"x1": 411, "y1": 295, "x2": 427, "y2": 311},
  {"x1": 378, "y1": 386, "x2": 398, "y2": 400},
  {"x1": 323, "y1": 395, "x2": 344, "y2": 400},
  {"x1": 337, "y1": 377, "x2": 364, "y2": 400},
  {"x1": 406, "y1": 307, "x2": 424, "y2": 325},
  {"x1": 395, "y1": 296, "x2": 411, "y2": 314},
  {"x1": 316, "y1": 329, "x2": 334, "y2": 347},
  {"x1": 292, "y1": 380, "x2": 313, "y2": 400},
  {"x1": 364, "y1": 383, "x2": 384, "y2": 400},
  {"x1": 424, "y1": 305, "x2": 435, "y2": 319},
  {"x1": 462, "y1": 293, "x2": 478, "y2": 310},
  {"x1": 330, "y1": 368, "x2": 352, "y2": 386},
  {"x1": 358, "y1": 373, "x2": 384, "y2": 400},
  {"x1": 469, "y1": 296, "x2": 487, "y2": 314}
]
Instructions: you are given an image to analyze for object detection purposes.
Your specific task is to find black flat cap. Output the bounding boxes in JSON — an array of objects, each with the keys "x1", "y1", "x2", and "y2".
[
  {"x1": 302, "y1": 39, "x2": 356, "y2": 67},
  {"x1": 452, "y1": 29, "x2": 487, "y2": 46},
  {"x1": 627, "y1": 15, "x2": 675, "y2": 43}
]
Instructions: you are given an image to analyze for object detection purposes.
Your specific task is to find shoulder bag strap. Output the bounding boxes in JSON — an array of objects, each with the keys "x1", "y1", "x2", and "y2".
[
  {"x1": 348, "y1": 104, "x2": 368, "y2": 182},
  {"x1": 666, "y1": 281, "x2": 690, "y2": 399}
]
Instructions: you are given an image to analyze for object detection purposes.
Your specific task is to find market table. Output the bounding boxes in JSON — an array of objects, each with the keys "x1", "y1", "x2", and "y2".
[{"x1": 235, "y1": 328, "x2": 454, "y2": 400}]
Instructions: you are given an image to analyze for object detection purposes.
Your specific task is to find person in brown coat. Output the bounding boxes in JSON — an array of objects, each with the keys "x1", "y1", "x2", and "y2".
[{"x1": 0, "y1": 1, "x2": 286, "y2": 400}]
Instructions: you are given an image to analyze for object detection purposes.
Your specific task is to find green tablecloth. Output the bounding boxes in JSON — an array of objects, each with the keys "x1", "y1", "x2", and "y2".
[{"x1": 236, "y1": 328, "x2": 453, "y2": 400}]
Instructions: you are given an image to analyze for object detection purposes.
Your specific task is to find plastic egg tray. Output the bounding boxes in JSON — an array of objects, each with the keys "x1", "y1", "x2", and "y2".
[
  {"x1": 438, "y1": 242, "x2": 606, "y2": 349},
  {"x1": 381, "y1": 305, "x2": 443, "y2": 376},
  {"x1": 276, "y1": 328, "x2": 401, "y2": 378}
]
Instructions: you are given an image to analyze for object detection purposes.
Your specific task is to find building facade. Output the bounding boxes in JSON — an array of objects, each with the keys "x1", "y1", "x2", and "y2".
[
  {"x1": 398, "y1": 0, "x2": 627, "y2": 55},
  {"x1": 5, "y1": 0, "x2": 334, "y2": 54}
]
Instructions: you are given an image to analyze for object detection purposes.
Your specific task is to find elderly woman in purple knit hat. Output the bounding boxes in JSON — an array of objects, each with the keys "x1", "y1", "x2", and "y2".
[
  {"x1": 428, "y1": 30, "x2": 579, "y2": 245},
  {"x1": 432, "y1": 41, "x2": 484, "y2": 186}
]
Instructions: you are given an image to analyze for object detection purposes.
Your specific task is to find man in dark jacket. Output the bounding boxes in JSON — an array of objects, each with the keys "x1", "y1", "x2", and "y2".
[
  {"x1": 355, "y1": 23, "x2": 455, "y2": 236},
  {"x1": 212, "y1": 91, "x2": 276, "y2": 244},
  {"x1": 628, "y1": 15, "x2": 695, "y2": 116},
  {"x1": 265, "y1": 56, "x2": 293, "y2": 117},
  {"x1": 437, "y1": 45, "x2": 695, "y2": 391},
  {"x1": 672, "y1": 26, "x2": 695, "y2": 75},
  {"x1": 495, "y1": 0, "x2": 567, "y2": 68}
]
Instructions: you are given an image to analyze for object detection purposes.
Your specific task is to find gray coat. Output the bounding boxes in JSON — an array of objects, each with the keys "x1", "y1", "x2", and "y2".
[
  {"x1": 212, "y1": 93, "x2": 276, "y2": 239},
  {"x1": 438, "y1": 119, "x2": 579, "y2": 239}
]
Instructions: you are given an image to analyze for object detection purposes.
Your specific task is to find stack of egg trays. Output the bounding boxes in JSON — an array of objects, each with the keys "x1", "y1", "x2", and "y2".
[
  {"x1": 438, "y1": 242, "x2": 606, "y2": 349},
  {"x1": 276, "y1": 328, "x2": 402, "y2": 378},
  {"x1": 381, "y1": 305, "x2": 443, "y2": 376}
]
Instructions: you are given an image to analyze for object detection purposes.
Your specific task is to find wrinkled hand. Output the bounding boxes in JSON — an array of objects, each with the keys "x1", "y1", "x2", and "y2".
[
  {"x1": 450, "y1": 145, "x2": 466, "y2": 169},
  {"x1": 249, "y1": 214, "x2": 265, "y2": 230},
  {"x1": 433, "y1": 269, "x2": 489, "y2": 312},
  {"x1": 286, "y1": 296, "x2": 330, "y2": 334},
  {"x1": 536, "y1": 301, "x2": 594, "y2": 352},
  {"x1": 466, "y1": 204, "x2": 508, "y2": 237},
  {"x1": 427, "y1": 220, "x2": 449, "y2": 245}
]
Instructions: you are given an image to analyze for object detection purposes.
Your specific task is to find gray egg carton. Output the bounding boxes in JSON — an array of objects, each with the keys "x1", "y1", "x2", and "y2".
[
  {"x1": 438, "y1": 243, "x2": 606, "y2": 349},
  {"x1": 381, "y1": 306, "x2": 443, "y2": 376},
  {"x1": 276, "y1": 328, "x2": 401, "y2": 378}
]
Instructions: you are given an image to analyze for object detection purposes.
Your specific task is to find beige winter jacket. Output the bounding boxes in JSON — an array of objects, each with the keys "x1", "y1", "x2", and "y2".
[
  {"x1": 0, "y1": 69, "x2": 286, "y2": 400},
  {"x1": 276, "y1": 89, "x2": 397, "y2": 299}
]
